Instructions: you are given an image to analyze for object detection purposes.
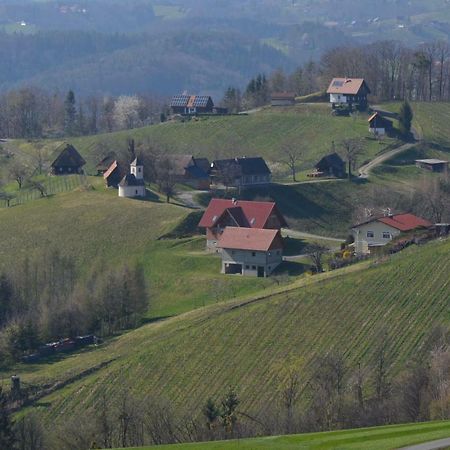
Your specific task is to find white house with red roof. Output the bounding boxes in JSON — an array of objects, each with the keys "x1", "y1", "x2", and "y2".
[
  {"x1": 198, "y1": 198, "x2": 287, "y2": 250},
  {"x1": 327, "y1": 78, "x2": 370, "y2": 109},
  {"x1": 217, "y1": 227, "x2": 283, "y2": 277},
  {"x1": 351, "y1": 213, "x2": 432, "y2": 254}
]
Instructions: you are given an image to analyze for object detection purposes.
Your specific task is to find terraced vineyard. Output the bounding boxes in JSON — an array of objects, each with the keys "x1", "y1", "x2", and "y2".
[{"x1": 8, "y1": 238, "x2": 449, "y2": 428}]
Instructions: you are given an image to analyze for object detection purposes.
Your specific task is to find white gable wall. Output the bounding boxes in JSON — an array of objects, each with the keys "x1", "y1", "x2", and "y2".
[
  {"x1": 330, "y1": 93, "x2": 348, "y2": 104},
  {"x1": 352, "y1": 221, "x2": 401, "y2": 248}
]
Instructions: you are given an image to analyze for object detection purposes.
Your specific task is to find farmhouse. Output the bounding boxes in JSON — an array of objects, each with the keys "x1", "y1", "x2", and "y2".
[
  {"x1": 351, "y1": 212, "x2": 432, "y2": 254},
  {"x1": 368, "y1": 112, "x2": 393, "y2": 135},
  {"x1": 314, "y1": 152, "x2": 346, "y2": 178},
  {"x1": 271, "y1": 92, "x2": 296, "y2": 106},
  {"x1": 170, "y1": 94, "x2": 214, "y2": 115},
  {"x1": 164, "y1": 154, "x2": 210, "y2": 189},
  {"x1": 415, "y1": 159, "x2": 449, "y2": 173},
  {"x1": 51, "y1": 144, "x2": 86, "y2": 175},
  {"x1": 198, "y1": 198, "x2": 287, "y2": 250},
  {"x1": 103, "y1": 160, "x2": 128, "y2": 188},
  {"x1": 217, "y1": 227, "x2": 283, "y2": 277},
  {"x1": 210, "y1": 157, "x2": 271, "y2": 188},
  {"x1": 118, "y1": 157, "x2": 146, "y2": 198},
  {"x1": 327, "y1": 78, "x2": 370, "y2": 110},
  {"x1": 96, "y1": 153, "x2": 116, "y2": 175}
]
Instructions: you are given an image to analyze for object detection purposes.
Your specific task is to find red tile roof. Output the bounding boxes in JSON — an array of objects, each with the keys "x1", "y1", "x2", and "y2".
[
  {"x1": 198, "y1": 199, "x2": 287, "y2": 229},
  {"x1": 217, "y1": 227, "x2": 282, "y2": 251},
  {"x1": 378, "y1": 213, "x2": 432, "y2": 231},
  {"x1": 327, "y1": 78, "x2": 368, "y2": 95},
  {"x1": 103, "y1": 160, "x2": 118, "y2": 179}
]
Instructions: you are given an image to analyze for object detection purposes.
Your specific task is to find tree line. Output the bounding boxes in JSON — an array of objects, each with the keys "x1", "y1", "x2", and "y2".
[
  {"x1": 0, "y1": 88, "x2": 165, "y2": 139},
  {"x1": 2, "y1": 326, "x2": 449, "y2": 449},
  {"x1": 0, "y1": 249, "x2": 148, "y2": 368},
  {"x1": 221, "y1": 39, "x2": 450, "y2": 111}
]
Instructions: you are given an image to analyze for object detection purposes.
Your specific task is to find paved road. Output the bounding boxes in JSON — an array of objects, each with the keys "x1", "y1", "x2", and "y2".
[{"x1": 399, "y1": 437, "x2": 450, "y2": 450}]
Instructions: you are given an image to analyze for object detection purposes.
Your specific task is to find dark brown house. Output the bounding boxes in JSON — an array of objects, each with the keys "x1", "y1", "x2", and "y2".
[
  {"x1": 96, "y1": 153, "x2": 116, "y2": 175},
  {"x1": 210, "y1": 157, "x2": 272, "y2": 188},
  {"x1": 170, "y1": 95, "x2": 214, "y2": 115},
  {"x1": 103, "y1": 160, "x2": 128, "y2": 188},
  {"x1": 315, "y1": 153, "x2": 346, "y2": 178},
  {"x1": 51, "y1": 144, "x2": 86, "y2": 175}
]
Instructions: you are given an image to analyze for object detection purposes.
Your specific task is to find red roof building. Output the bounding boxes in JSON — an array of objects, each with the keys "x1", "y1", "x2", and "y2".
[
  {"x1": 217, "y1": 227, "x2": 283, "y2": 277},
  {"x1": 351, "y1": 213, "x2": 432, "y2": 254},
  {"x1": 327, "y1": 78, "x2": 370, "y2": 110},
  {"x1": 198, "y1": 198, "x2": 287, "y2": 250}
]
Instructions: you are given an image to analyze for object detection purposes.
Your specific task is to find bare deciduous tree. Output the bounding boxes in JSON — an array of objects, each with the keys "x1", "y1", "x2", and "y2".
[
  {"x1": 340, "y1": 138, "x2": 363, "y2": 180},
  {"x1": 281, "y1": 140, "x2": 305, "y2": 182}
]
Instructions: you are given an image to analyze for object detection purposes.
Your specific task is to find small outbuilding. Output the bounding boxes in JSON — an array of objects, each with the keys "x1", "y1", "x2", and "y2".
[
  {"x1": 368, "y1": 112, "x2": 393, "y2": 135},
  {"x1": 103, "y1": 160, "x2": 127, "y2": 188},
  {"x1": 162, "y1": 154, "x2": 211, "y2": 190},
  {"x1": 271, "y1": 92, "x2": 296, "y2": 106},
  {"x1": 118, "y1": 157, "x2": 146, "y2": 198},
  {"x1": 217, "y1": 227, "x2": 283, "y2": 277},
  {"x1": 415, "y1": 159, "x2": 449, "y2": 173},
  {"x1": 51, "y1": 144, "x2": 86, "y2": 175},
  {"x1": 315, "y1": 153, "x2": 346, "y2": 178}
]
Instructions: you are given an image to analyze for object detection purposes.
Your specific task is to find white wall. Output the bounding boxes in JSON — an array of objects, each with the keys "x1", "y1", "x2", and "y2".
[
  {"x1": 352, "y1": 221, "x2": 400, "y2": 248},
  {"x1": 118, "y1": 185, "x2": 146, "y2": 198},
  {"x1": 330, "y1": 93, "x2": 348, "y2": 104}
]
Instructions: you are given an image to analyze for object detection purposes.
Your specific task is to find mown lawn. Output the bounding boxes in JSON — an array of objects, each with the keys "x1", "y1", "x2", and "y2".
[
  {"x1": 118, "y1": 420, "x2": 450, "y2": 450},
  {"x1": 7, "y1": 238, "x2": 448, "y2": 429}
]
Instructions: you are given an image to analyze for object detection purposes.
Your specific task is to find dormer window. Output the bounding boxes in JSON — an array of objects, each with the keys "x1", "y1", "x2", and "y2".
[
  {"x1": 212, "y1": 215, "x2": 218, "y2": 223},
  {"x1": 250, "y1": 218, "x2": 255, "y2": 225}
]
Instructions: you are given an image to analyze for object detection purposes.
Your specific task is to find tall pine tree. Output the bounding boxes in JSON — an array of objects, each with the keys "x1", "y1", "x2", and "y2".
[
  {"x1": 398, "y1": 100, "x2": 413, "y2": 137},
  {"x1": 64, "y1": 90, "x2": 77, "y2": 136}
]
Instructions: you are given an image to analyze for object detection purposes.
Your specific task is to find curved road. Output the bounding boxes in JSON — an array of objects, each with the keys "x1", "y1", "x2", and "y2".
[
  {"x1": 399, "y1": 437, "x2": 450, "y2": 450},
  {"x1": 358, "y1": 141, "x2": 416, "y2": 178}
]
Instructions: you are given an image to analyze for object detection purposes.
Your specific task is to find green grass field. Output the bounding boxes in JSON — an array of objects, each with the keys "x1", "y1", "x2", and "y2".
[
  {"x1": 4, "y1": 237, "x2": 448, "y2": 429},
  {"x1": 0, "y1": 186, "x2": 280, "y2": 319},
  {"x1": 3, "y1": 104, "x2": 398, "y2": 180},
  {"x1": 119, "y1": 420, "x2": 450, "y2": 450}
]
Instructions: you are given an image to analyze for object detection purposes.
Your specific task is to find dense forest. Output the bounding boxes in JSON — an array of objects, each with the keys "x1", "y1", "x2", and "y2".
[{"x1": 1, "y1": 0, "x2": 450, "y2": 97}]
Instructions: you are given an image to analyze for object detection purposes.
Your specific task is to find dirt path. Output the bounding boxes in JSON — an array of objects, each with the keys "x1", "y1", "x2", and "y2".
[
  {"x1": 282, "y1": 228, "x2": 344, "y2": 243},
  {"x1": 176, "y1": 190, "x2": 204, "y2": 209},
  {"x1": 358, "y1": 141, "x2": 416, "y2": 178}
]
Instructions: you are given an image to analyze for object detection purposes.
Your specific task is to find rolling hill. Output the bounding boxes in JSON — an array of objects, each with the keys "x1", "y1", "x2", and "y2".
[
  {"x1": 5, "y1": 104, "x2": 399, "y2": 178},
  {"x1": 3, "y1": 237, "x2": 448, "y2": 436},
  {"x1": 119, "y1": 420, "x2": 450, "y2": 450}
]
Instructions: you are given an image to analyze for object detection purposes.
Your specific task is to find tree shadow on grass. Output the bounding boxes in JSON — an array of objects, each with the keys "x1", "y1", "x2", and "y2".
[{"x1": 275, "y1": 260, "x2": 307, "y2": 277}]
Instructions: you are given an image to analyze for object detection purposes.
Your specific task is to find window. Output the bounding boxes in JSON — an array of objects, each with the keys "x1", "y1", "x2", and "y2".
[
  {"x1": 135, "y1": 190, "x2": 138, "y2": 195},
  {"x1": 231, "y1": 250, "x2": 235, "y2": 255},
  {"x1": 138, "y1": 167, "x2": 142, "y2": 172},
  {"x1": 252, "y1": 252, "x2": 256, "y2": 257},
  {"x1": 252, "y1": 265, "x2": 256, "y2": 270},
  {"x1": 268, "y1": 266, "x2": 271, "y2": 270},
  {"x1": 382, "y1": 232, "x2": 391, "y2": 239},
  {"x1": 367, "y1": 231, "x2": 374, "y2": 238},
  {"x1": 245, "y1": 265, "x2": 250, "y2": 269}
]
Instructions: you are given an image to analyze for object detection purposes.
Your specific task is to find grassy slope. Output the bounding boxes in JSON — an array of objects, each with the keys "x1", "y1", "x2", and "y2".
[
  {"x1": 120, "y1": 421, "x2": 450, "y2": 450},
  {"x1": 5, "y1": 104, "x2": 397, "y2": 177},
  {"x1": 7, "y1": 238, "x2": 448, "y2": 426},
  {"x1": 0, "y1": 186, "x2": 275, "y2": 319}
]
